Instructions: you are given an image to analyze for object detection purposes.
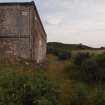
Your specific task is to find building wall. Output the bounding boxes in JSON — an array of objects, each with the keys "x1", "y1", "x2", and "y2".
[
  {"x1": 0, "y1": 3, "x2": 46, "y2": 63},
  {"x1": 0, "y1": 5, "x2": 31, "y2": 37},
  {"x1": 0, "y1": 5, "x2": 32, "y2": 60},
  {"x1": 32, "y1": 4, "x2": 47, "y2": 63}
]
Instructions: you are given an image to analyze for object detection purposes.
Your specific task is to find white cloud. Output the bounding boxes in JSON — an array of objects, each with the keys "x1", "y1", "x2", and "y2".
[
  {"x1": 35, "y1": 0, "x2": 105, "y2": 47},
  {"x1": 0, "y1": 0, "x2": 104, "y2": 47},
  {"x1": 46, "y1": 17, "x2": 62, "y2": 25}
]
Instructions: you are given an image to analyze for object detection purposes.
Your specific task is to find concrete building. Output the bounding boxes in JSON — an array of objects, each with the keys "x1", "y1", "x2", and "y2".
[{"x1": 0, "y1": 1, "x2": 47, "y2": 63}]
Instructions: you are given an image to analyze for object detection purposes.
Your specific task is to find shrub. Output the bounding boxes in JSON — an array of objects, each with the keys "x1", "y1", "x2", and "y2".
[
  {"x1": 66, "y1": 52, "x2": 105, "y2": 84},
  {"x1": 69, "y1": 83, "x2": 105, "y2": 105},
  {"x1": 95, "y1": 52, "x2": 105, "y2": 67},
  {"x1": 65, "y1": 52, "x2": 91, "y2": 81},
  {"x1": 0, "y1": 70, "x2": 60, "y2": 105},
  {"x1": 80, "y1": 58, "x2": 98, "y2": 83},
  {"x1": 74, "y1": 52, "x2": 90, "y2": 66},
  {"x1": 92, "y1": 90, "x2": 105, "y2": 105},
  {"x1": 48, "y1": 46, "x2": 71, "y2": 60},
  {"x1": 80, "y1": 52, "x2": 105, "y2": 83},
  {"x1": 70, "y1": 82, "x2": 90, "y2": 105},
  {"x1": 57, "y1": 50, "x2": 71, "y2": 60}
]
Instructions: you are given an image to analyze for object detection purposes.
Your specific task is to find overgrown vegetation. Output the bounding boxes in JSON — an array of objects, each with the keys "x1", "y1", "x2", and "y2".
[
  {"x1": 47, "y1": 42, "x2": 105, "y2": 105},
  {"x1": 69, "y1": 82, "x2": 105, "y2": 105},
  {"x1": 0, "y1": 69, "x2": 60, "y2": 105},
  {"x1": 66, "y1": 52, "x2": 105, "y2": 84},
  {"x1": 47, "y1": 42, "x2": 72, "y2": 60},
  {"x1": 1, "y1": 42, "x2": 105, "y2": 105},
  {"x1": 47, "y1": 42, "x2": 92, "y2": 50},
  {"x1": 61, "y1": 50, "x2": 105, "y2": 105}
]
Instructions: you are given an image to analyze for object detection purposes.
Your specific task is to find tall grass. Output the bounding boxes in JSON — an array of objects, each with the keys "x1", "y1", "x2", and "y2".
[{"x1": 0, "y1": 69, "x2": 60, "y2": 105}]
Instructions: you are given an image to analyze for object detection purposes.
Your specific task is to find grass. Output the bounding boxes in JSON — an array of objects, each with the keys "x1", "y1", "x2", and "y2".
[
  {"x1": 72, "y1": 49, "x2": 105, "y2": 55},
  {"x1": 0, "y1": 49, "x2": 105, "y2": 105},
  {"x1": 0, "y1": 55, "x2": 73, "y2": 105},
  {"x1": 46, "y1": 50, "x2": 105, "y2": 105},
  {"x1": 46, "y1": 54, "x2": 75, "y2": 105}
]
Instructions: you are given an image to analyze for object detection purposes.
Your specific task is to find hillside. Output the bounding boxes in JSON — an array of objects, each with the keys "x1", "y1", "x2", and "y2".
[{"x1": 47, "y1": 42, "x2": 92, "y2": 51}]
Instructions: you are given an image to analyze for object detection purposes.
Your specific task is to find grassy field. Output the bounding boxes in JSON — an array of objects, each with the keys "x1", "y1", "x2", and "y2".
[
  {"x1": 46, "y1": 48, "x2": 105, "y2": 105},
  {"x1": 0, "y1": 54, "x2": 72, "y2": 105},
  {"x1": 0, "y1": 46, "x2": 105, "y2": 105},
  {"x1": 46, "y1": 54, "x2": 74, "y2": 105},
  {"x1": 72, "y1": 49, "x2": 105, "y2": 54}
]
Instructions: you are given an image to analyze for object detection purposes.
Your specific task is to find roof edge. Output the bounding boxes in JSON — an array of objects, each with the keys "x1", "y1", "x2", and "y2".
[
  {"x1": 0, "y1": 1, "x2": 34, "y2": 5},
  {"x1": 33, "y1": 1, "x2": 47, "y2": 38}
]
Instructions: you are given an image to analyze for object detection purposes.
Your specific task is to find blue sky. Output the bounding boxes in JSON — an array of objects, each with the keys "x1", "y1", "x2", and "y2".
[{"x1": 1, "y1": 0, "x2": 105, "y2": 47}]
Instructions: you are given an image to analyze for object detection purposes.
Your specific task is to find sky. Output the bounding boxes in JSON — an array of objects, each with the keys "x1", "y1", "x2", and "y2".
[{"x1": 1, "y1": 0, "x2": 105, "y2": 47}]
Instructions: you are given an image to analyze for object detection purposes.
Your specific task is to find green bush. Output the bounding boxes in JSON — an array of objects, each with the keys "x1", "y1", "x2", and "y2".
[
  {"x1": 0, "y1": 70, "x2": 60, "y2": 105},
  {"x1": 80, "y1": 52, "x2": 105, "y2": 83},
  {"x1": 48, "y1": 46, "x2": 71, "y2": 60},
  {"x1": 65, "y1": 52, "x2": 91, "y2": 82},
  {"x1": 66, "y1": 52, "x2": 105, "y2": 84},
  {"x1": 69, "y1": 83, "x2": 105, "y2": 105},
  {"x1": 70, "y1": 82, "x2": 90, "y2": 105},
  {"x1": 73, "y1": 52, "x2": 90, "y2": 66},
  {"x1": 57, "y1": 50, "x2": 71, "y2": 60},
  {"x1": 92, "y1": 90, "x2": 105, "y2": 105},
  {"x1": 80, "y1": 58, "x2": 98, "y2": 83}
]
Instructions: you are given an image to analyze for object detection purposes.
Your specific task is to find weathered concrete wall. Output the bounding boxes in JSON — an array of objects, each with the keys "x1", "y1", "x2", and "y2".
[
  {"x1": 32, "y1": 5, "x2": 47, "y2": 63},
  {"x1": 0, "y1": 2, "x2": 47, "y2": 63},
  {"x1": 0, "y1": 38, "x2": 30, "y2": 58},
  {"x1": 0, "y1": 5, "x2": 32, "y2": 60},
  {"x1": 0, "y1": 6, "x2": 30, "y2": 36}
]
